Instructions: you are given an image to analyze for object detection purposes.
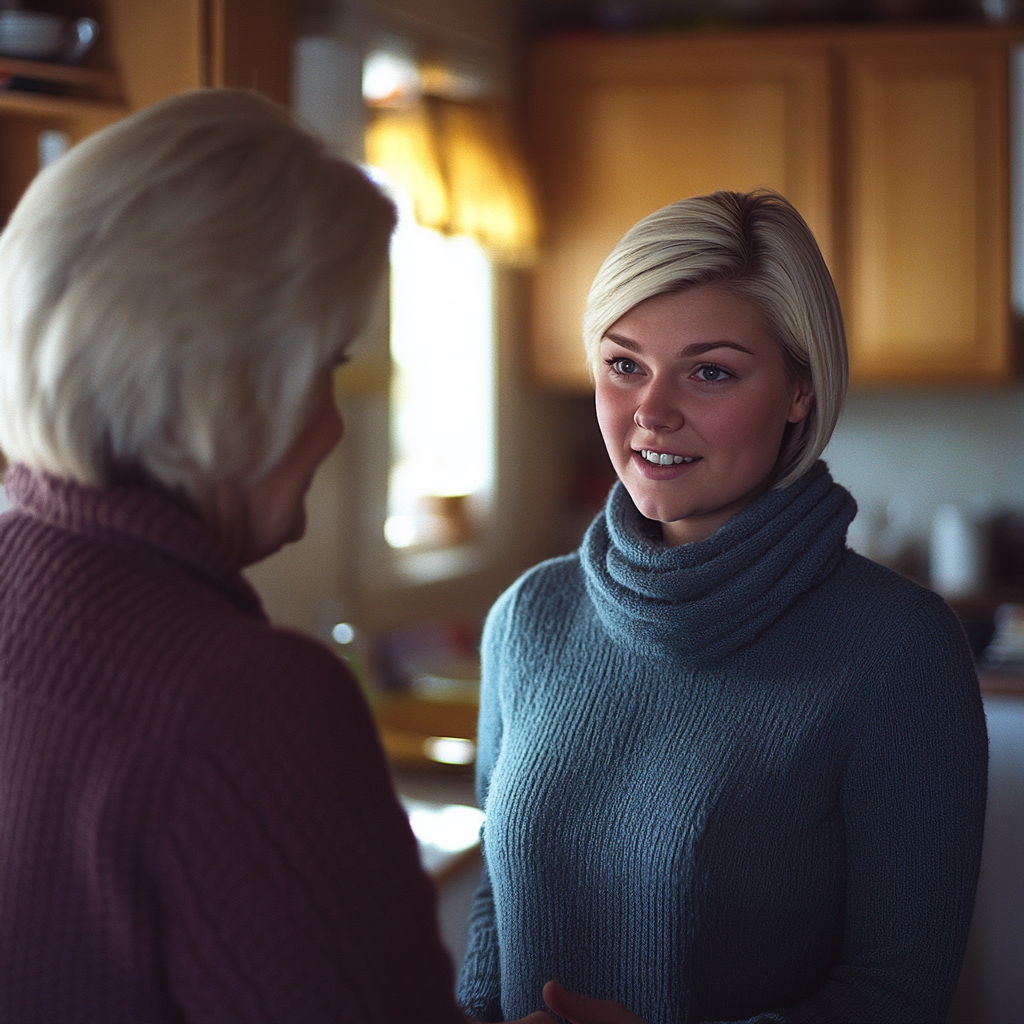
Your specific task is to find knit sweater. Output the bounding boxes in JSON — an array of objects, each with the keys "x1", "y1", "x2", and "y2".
[
  {"x1": 0, "y1": 465, "x2": 464, "y2": 1024},
  {"x1": 458, "y1": 463, "x2": 987, "y2": 1024}
]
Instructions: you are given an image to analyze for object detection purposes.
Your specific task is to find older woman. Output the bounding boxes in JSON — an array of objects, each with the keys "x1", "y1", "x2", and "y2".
[
  {"x1": 0, "y1": 89, "x2": 551, "y2": 1024},
  {"x1": 459, "y1": 190, "x2": 988, "y2": 1024}
]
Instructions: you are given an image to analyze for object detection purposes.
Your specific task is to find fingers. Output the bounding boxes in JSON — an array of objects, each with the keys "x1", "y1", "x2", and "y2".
[
  {"x1": 498, "y1": 1009, "x2": 555, "y2": 1024},
  {"x1": 541, "y1": 980, "x2": 649, "y2": 1024}
]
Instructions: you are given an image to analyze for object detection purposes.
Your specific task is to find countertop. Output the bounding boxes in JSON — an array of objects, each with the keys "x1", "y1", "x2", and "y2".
[
  {"x1": 392, "y1": 766, "x2": 481, "y2": 884},
  {"x1": 978, "y1": 669, "x2": 1024, "y2": 695}
]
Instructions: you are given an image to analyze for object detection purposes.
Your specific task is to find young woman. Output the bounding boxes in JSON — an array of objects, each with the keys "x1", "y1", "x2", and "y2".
[{"x1": 458, "y1": 190, "x2": 987, "y2": 1024}]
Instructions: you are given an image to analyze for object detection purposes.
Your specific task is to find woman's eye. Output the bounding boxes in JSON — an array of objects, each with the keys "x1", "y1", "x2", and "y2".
[
  {"x1": 607, "y1": 357, "x2": 639, "y2": 376},
  {"x1": 696, "y1": 364, "x2": 731, "y2": 382}
]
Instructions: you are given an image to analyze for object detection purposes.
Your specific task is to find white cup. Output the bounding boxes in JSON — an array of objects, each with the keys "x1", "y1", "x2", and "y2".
[{"x1": 0, "y1": 11, "x2": 98, "y2": 63}]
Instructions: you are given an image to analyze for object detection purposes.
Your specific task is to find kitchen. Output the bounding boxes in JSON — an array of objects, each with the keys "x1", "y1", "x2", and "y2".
[{"x1": 0, "y1": 0, "x2": 1021, "y2": 1021}]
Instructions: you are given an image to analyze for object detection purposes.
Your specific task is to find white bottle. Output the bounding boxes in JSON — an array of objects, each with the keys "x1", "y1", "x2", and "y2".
[{"x1": 930, "y1": 504, "x2": 984, "y2": 599}]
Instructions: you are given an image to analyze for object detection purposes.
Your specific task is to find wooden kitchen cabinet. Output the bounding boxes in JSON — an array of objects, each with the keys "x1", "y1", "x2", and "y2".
[
  {"x1": 528, "y1": 24, "x2": 1022, "y2": 391},
  {"x1": 529, "y1": 32, "x2": 833, "y2": 390},
  {"x1": 843, "y1": 33, "x2": 1011, "y2": 383},
  {"x1": 0, "y1": 0, "x2": 293, "y2": 225}
]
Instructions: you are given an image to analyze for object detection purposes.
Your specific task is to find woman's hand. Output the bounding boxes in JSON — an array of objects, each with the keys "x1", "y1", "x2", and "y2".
[
  {"x1": 471, "y1": 980, "x2": 650, "y2": 1024},
  {"x1": 484, "y1": 1014, "x2": 552, "y2": 1023},
  {"x1": 542, "y1": 980, "x2": 650, "y2": 1024}
]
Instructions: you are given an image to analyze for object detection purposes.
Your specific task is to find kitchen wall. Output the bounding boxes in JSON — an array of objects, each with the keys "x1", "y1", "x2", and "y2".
[{"x1": 825, "y1": 387, "x2": 1024, "y2": 565}]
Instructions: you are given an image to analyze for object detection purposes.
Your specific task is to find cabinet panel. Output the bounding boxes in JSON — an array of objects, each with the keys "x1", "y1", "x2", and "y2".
[
  {"x1": 529, "y1": 36, "x2": 831, "y2": 391},
  {"x1": 103, "y1": 0, "x2": 205, "y2": 111},
  {"x1": 210, "y1": 0, "x2": 293, "y2": 105},
  {"x1": 844, "y1": 40, "x2": 1010, "y2": 383}
]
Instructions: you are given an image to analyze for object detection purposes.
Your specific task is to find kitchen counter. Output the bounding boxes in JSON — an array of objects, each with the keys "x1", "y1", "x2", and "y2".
[
  {"x1": 978, "y1": 668, "x2": 1024, "y2": 695},
  {"x1": 392, "y1": 767, "x2": 479, "y2": 882}
]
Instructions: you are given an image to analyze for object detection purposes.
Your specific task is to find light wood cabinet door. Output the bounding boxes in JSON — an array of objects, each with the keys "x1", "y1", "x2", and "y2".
[
  {"x1": 106, "y1": 0, "x2": 292, "y2": 109},
  {"x1": 843, "y1": 34, "x2": 1012, "y2": 384},
  {"x1": 528, "y1": 33, "x2": 832, "y2": 391}
]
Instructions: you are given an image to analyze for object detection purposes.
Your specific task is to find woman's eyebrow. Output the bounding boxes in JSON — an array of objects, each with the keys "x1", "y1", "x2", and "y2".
[
  {"x1": 603, "y1": 332, "x2": 641, "y2": 351},
  {"x1": 603, "y1": 333, "x2": 754, "y2": 358},
  {"x1": 681, "y1": 340, "x2": 755, "y2": 357}
]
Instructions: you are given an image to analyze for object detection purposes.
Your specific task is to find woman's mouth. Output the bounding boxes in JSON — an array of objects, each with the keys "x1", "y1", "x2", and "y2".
[{"x1": 639, "y1": 449, "x2": 700, "y2": 466}]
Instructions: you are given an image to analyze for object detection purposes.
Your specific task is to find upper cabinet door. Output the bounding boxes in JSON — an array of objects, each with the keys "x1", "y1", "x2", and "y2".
[
  {"x1": 843, "y1": 35, "x2": 1011, "y2": 383},
  {"x1": 529, "y1": 34, "x2": 832, "y2": 391},
  {"x1": 208, "y1": 0, "x2": 293, "y2": 105}
]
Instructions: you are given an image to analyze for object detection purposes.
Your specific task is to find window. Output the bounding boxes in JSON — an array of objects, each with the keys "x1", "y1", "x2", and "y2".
[
  {"x1": 384, "y1": 197, "x2": 494, "y2": 550},
  {"x1": 362, "y1": 50, "x2": 537, "y2": 559}
]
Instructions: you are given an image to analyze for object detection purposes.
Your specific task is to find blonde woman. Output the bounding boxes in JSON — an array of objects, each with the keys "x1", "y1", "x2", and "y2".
[
  {"x1": 0, "y1": 89, "x2": 551, "y2": 1024},
  {"x1": 459, "y1": 191, "x2": 987, "y2": 1024}
]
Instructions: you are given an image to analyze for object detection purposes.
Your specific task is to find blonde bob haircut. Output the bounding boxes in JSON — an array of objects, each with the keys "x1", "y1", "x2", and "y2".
[
  {"x1": 583, "y1": 189, "x2": 847, "y2": 488},
  {"x1": 0, "y1": 88, "x2": 395, "y2": 502}
]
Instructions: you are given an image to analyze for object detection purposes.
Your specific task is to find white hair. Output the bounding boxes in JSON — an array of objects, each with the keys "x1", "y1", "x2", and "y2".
[
  {"x1": 583, "y1": 189, "x2": 847, "y2": 487},
  {"x1": 0, "y1": 88, "x2": 395, "y2": 501}
]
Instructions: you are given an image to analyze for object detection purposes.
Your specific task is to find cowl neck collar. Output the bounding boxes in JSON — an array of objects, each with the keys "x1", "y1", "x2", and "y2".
[
  {"x1": 4, "y1": 464, "x2": 265, "y2": 618},
  {"x1": 580, "y1": 461, "x2": 856, "y2": 667}
]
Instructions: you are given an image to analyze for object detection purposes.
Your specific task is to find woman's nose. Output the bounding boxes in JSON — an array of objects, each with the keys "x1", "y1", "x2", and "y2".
[{"x1": 634, "y1": 380, "x2": 684, "y2": 433}]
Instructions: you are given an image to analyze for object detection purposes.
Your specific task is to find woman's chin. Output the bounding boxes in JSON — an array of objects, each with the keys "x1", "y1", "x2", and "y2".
[
  {"x1": 625, "y1": 489, "x2": 690, "y2": 528},
  {"x1": 240, "y1": 507, "x2": 308, "y2": 567}
]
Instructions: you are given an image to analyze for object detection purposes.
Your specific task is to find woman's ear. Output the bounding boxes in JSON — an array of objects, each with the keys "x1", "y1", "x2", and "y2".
[{"x1": 787, "y1": 376, "x2": 814, "y2": 425}]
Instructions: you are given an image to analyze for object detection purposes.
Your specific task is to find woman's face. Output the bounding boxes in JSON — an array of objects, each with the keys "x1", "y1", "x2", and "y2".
[
  {"x1": 595, "y1": 285, "x2": 812, "y2": 546},
  {"x1": 208, "y1": 369, "x2": 344, "y2": 566}
]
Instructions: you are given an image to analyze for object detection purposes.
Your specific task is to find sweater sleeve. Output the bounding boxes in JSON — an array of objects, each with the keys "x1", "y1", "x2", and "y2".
[
  {"x1": 155, "y1": 632, "x2": 466, "y2": 1024},
  {"x1": 704, "y1": 593, "x2": 988, "y2": 1024},
  {"x1": 457, "y1": 590, "x2": 512, "y2": 1022}
]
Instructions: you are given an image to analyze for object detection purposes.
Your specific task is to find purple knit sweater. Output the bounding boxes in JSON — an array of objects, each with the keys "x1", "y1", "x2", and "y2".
[{"x1": 0, "y1": 465, "x2": 464, "y2": 1024}]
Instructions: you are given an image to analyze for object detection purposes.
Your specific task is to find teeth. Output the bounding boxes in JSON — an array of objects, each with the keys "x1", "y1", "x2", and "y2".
[{"x1": 641, "y1": 450, "x2": 696, "y2": 465}]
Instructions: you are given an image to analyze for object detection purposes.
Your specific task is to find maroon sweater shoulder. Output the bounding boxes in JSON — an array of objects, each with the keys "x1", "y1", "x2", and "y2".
[{"x1": 0, "y1": 467, "x2": 463, "y2": 1024}]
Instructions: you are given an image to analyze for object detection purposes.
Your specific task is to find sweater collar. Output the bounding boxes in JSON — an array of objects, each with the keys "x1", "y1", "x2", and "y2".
[
  {"x1": 580, "y1": 461, "x2": 856, "y2": 666},
  {"x1": 4, "y1": 464, "x2": 266, "y2": 618}
]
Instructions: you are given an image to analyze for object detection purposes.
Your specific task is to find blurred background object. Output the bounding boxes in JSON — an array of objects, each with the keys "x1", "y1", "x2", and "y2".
[
  {"x1": 931, "y1": 504, "x2": 987, "y2": 599},
  {"x1": 370, "y1": 619, "x2": 480, "y2": 768},
  {"x1": 982, "y1": 603, "x2": 1024, "y2": 668}
]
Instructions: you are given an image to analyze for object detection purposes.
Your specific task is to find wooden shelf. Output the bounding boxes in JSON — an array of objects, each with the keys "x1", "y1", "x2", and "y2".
[
  {"x1": 0, "y1": 57, "x2": 119, "y2": 95},
  {"x1": 0, "y1": 56, "x2": 123, "y2": 119},
  {"x1": 0, "y1": 89, "x2": 124, "y2": 119}
]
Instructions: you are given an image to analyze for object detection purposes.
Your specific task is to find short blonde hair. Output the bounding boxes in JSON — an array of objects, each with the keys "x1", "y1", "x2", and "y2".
[
  {"x1": 0, "y1": 88, "x2": 395, "y2": 501},
  {"x1": 583, "y1": 189, "x2": 847, "y2": 487}
]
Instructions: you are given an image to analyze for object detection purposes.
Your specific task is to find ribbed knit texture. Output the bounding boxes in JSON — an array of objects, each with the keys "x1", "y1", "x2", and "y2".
[
  {"x1": 0, "y1": 465, "x2": 464, "y2": 1024},
  {"x1": 458, "y1": 462, "x2": 987, "y2": 1024}
]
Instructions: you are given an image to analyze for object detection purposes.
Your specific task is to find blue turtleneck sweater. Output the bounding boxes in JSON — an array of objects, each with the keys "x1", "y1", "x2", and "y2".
[{"x1": 457, "y1": 463, "x2": 986, "y2": 1024}]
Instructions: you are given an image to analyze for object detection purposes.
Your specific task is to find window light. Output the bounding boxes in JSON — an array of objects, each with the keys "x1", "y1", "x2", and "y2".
[
  {"x1": 362, "y1": 50, "x2": 419, "y2": 106},
  {"x1": 383, "y1": 194, "x2": 494, "y2": 550},
  {"x1": 365, "y1": 104, "x2": 449, "y2": 231},
  {"x1": 364, "y1": 87, "x2": 539, "y2": 265},
  {"x1": 364, "y1": 50, "x2": 532, "y2": 557}
]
